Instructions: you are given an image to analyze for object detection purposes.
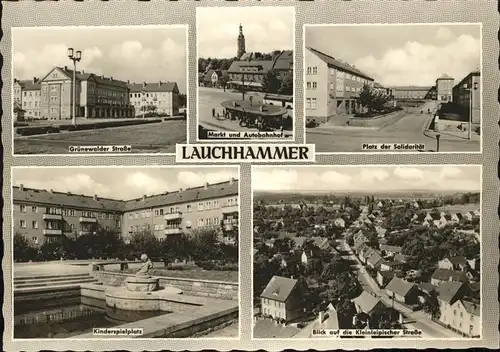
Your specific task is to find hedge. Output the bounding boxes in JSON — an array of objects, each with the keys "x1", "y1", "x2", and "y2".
[
  {"x1": 17, "y1": 126, "x2": 61, "y2": 136},
  {"x1": 196, "y1": 260, "x2": 238, "y2": 271}
]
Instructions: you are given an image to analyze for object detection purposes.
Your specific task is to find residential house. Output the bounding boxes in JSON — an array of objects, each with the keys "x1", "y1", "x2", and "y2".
[
  {"x1": 334, "y1": 218, "x2": 346, "y2": 228},
  {"x1": 412, "y1": 213, "x2": 427, "y2": 223},
  {"x1": 366, "y1": 251, "x2": 383, "y2": 269},
  {"x1": 431, "y1": 268, "x2": 469, "y2": 286},
  {"x1": 412, "y1": 201, "x2": 422, "y2": 209},
  {"x1": 467, "y1": 256, "x2": 480, "y2": 271},
  {"x1": 375, "y1": 226, "x2": 387, "y2": 239},
  {"x1": 447, "y1": 299, "x2": 481, "y2": 337},
  {"x1": 438, "y1": 256, "x2": 469, "y2": 272},
  {"x1": 301, "y1": 247, "x2": 322, "y2": 266},
  {"x1": 379, "y1": 260, "x2": 405, "y2": 272},
  {"x1": 260, "y1": 276, "x2": 304, "y2": 322},
  {"x1": 379, "y1": 244, "x2": 402, "y2": 257},
  {"x1": 385, "y1": 277, "x2": 420, "y2": 305},
  {"x1": 353, "y1": 240, "x2": 367, "y2": 254},
  {"x1": 463, "y1": 211, "x2": 479, "y2": 221},
  {"x1": 377, "y1": 269, "x2": 396, "y2": 288},
  {"x1": 352, "y1": 291, "x2": 386, "y2": 315},
  {"x1": 394, "y1": 253, "x2": 409, "y2": 263},
  {"x1": 359, "y1": 246, "x2": 375, "y2": 264},
  {"x1": 353, "y1": 230, "x2": 368, "y2": 246},
  {"x1": 451, "y1": 213, "x2": 464, "y2": 223}
]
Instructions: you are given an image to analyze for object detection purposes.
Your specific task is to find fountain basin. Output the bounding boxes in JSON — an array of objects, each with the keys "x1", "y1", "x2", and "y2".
[
  {"x1": 126, "y1": 276, "x2": 159, "y2": 292},
  {"x1": 105, "y1": 286, "x2": 183, "y2": 311}
]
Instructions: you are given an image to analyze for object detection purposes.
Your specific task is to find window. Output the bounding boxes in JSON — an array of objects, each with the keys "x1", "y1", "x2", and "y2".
[
  {"x1": 198, "y1": 218, "x2": 204, "y2": 227},
  {"x1": 228, "y1": 198, "x2": 233, "y2": 206},
  {"x1": 206, "y1": 201, "x2": 212, "y2": 210},
  {"x1": 198, "y1": 202, "x2": 204, "y2": 211},
  {"x1": 329, "y1": 82, "x2": 334, "y2": 90},
  {"x1": 306, "y1": 98, "x2": 311, "y2": 109},
  {"x1": 32, "y1": 237, "x2": 38, "y2": 245},
  {"x1": 31, "y1": 206, "x2": 37, "y2": 213},
  {"x1": 128, "y1": 213, "x2": 133, "y2": 219},
  {"x1": 32, "y1": 221, "x2": 38, "y2": 229},
  {"x1": 312, "y1": 82, "x2": 317, "y2": 89},
  {"x1": 160, "y1": 209, "x2": 164, "y2": 215},
  {"x1": 307, "y1": 67, "x2": 311, "y2": 74},
  {"x1": 311, "y1": 98, "x2": 317, "y2": 109},
  {"x1": 460, "y1": 312, "x2": 463, "y2": 318},
  {"x1": 20, "y1": 220, "x2": 26, "y2": 228},
  {"x1": 213, "y1": 200, "x2": 219, "y2": 209},
  {"x1": 306, "y1": 82, "x2": 311, "y2": 89},
  {"x1": 20, "y1": 204, "x2": 27, "y2": 213},
  {"x1": 312, "y1": 67, "x2": 317, "y2": 74},
  {"x1": 135, "y1": 212, "x2": 139, "y2": 219},
  {"x1": 453, "y1": 310, "x2": 456, "y2": 316}
]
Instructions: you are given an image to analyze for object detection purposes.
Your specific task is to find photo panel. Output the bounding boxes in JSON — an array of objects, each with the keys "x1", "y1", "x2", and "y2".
[
  {"x1": 196, "y1": 6, "x2": 295, "y2": 142},
  {"x1": 304, "y1": 23, "x2": 482, "y2": 154},
  {"x1": 252, "y1": 165, "x2": 482, "y2": 340},
  {"x1": 12, "y1": 25, "x2": 188, "y2": 155},
  {"x1": 11, "y1": 166, "x2": 240, "y2": 339}
]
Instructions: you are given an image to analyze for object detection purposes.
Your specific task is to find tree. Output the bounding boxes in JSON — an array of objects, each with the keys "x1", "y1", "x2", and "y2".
[
  {"x1": 178, "y1": 94, "x2": 187, "y2": 108},
  {"x1": 13, "y1": 233, "x2": 37, "y2": 262},
  {"x1": 129, "y1": 226, "x2": 161, "y2": 258},
  {"x1": 190, "y1": 226, "x2": 221, "y2": 261},
  {"x1": 218, "y1": 74, "x2": 229, "y2": 92},
  {"x1": 279, "y1": 75, "x2": 293, "y2": 95},
  {"x1": 14, "y1": 104, "x2": 26, "y2": 121},
  {"x1": 423, "y1": 289, "x2": 441, "y2": 320},
  {"x1": 358, "y1": 84, "x2": 390, "y2": 114},
  {"x1": 262, "y1": 69, "x2": 281, "y2": 94}
]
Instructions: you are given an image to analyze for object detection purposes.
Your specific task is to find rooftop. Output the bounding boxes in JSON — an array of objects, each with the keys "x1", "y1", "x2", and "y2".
[
  {"x1": 435, "y1": 281, "x2": 465, "y2": 303},
  {"x1": 385, "y1": 277, "x2": 416, "y2": 297},
  {"x1": 431, "y1": 268, "x2": 469, "y2": 283},
  {"x1": 128, "y1": 81, "x2": 178, "y2": 93},
  {"x1": 260, "y1": 275, "x2": 298, "y2": 302},
  {"x1": 221, "y1": 100, "x2": 288, "y2": 117},
  {"x1": 352, "y1": 291, "x2": 383, "y2": 314}
]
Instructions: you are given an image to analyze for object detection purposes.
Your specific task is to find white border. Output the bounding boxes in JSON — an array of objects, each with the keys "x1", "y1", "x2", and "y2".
[
  {"x1": 250, "y1": 164, "x2": 483, "y2": 341},
  {"x1": 302, "y1": 23, "x2": 483, "y2": 155},
  {"x1": 11, "y1": 24, "x2": 190, "y2": 157},
  {"x1": 195, "y1": 6, "x2": 297, "y2": 143},
  {"x1": 9, "y1": 165, "x2": 242, "y2": 341}
]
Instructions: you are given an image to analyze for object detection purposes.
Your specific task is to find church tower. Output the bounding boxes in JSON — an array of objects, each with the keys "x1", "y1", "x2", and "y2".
[{"x1": 237, "y1": 23, "x2": 246, "y2": 59}]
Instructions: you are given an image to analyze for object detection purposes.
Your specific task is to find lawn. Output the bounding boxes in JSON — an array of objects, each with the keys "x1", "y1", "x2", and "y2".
[
  {"x1": 114, "y1": 266, "x2": 239, "y2": 283},
  {"x1": 14, "y1": 120, "x2": 186, "y2": 154}
]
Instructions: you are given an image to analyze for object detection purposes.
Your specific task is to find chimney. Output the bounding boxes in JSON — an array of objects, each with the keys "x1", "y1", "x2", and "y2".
[
  {"x1": 318, "y1": 311, "x2": 324, "y2": 324},
  {"x1": 49, "y1": 189, "x2": 53, "y2": 194},
  {"x1": 204, "y1": 182, "x2": 209, "y2": 190},
  {"x1": 179, "y1": 188, "x2": 183, "y2": 192},
  {"x1": 81, "y1": 70, "x2": 85, "y2": 74},
  {"x1": 143, "y1": 194, "x2": 147, "y2": 201},
  {"x1": 110, "y1": 77, "x2": 113, "y2": 81},
  {"x1": 159, "y1": 81, "x2": 162, "y2": 86},
  {"x1": 19, "y1": 184, "x2": 24, "y2": 191},
  {"x1": 290, "y1": 275, "x2": 294, "y2": 280},
  {"x1": 67, "y1": 191, "x2": 72, "y2": 195},
  {"x1": 127, "y1": 80, "x2": 130, "y2": 84},
  {"x1": 64, "y1": 66, "x2": 68, "y2": 71},
  {"x1": 33, "y1": 77, "x2": 37, "y2": 83},
  {"x1": 93, "y1": 194, "x2": 98, "y2": 201},
  {"x1": 143, "y1": 82, "x2": 147, "y2": 88},
  {"x1": 229, "y1": 177, "x2": 235, "y2": 185}
]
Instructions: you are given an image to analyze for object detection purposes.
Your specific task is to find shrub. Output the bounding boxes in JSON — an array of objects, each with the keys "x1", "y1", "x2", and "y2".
[
  {"x1": 17, "y1": 126, "x2": 61, "y2": 136},
  {"x1": 14, "y1": 122, "x2": 29, "y2": 127}
]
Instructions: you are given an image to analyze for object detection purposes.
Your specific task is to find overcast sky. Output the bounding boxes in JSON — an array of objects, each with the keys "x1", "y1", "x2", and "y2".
[
  {"x1": 306, "y1": 24, "x2": 481, "y2": 86},
  {"x1": 197, "y1": 7, "x2": 294, "y2": 59},
  {"x1": 253, "y1": 166, "x2": 481, "y2": 192},
  {"x1": 12, "y1": 26, "x2": 187, "y2": 93},
  {"x1": 13, "y1": 167, "x2": 239, "y2": 200}
]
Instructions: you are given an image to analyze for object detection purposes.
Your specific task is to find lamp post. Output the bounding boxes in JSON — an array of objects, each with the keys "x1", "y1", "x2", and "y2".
[
  {"x1": 142, "y1": 89, "x2": 146, "y2": 119},
  {"x1": 463, "y1": 81, "x2": 479, "y2": 140},
  {"x1": 67, "y1": 48, "x2": 82, "y2": 126}
]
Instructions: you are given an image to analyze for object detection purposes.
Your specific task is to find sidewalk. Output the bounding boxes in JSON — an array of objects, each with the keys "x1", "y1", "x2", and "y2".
[{"x1": 424, "y1": 128, "x2": 480, "y2": 142}]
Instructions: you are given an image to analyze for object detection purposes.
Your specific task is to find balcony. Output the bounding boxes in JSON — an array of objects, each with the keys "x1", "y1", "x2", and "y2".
[
  {"x1": 79, "y1": 217, "x2": 97, "y2": 223},
  {"x1": 164, "y1": 227, "x2": 183, "y2": 236},
  {"x1": 43, "y1": 213, "x2": 62, "y2": 221},
  {"x1": 43, "y1": 229, "x2": 63, "y2": 236},
  {"x1": 164, "y1": 212, "x2": 182, "y2": 221}
]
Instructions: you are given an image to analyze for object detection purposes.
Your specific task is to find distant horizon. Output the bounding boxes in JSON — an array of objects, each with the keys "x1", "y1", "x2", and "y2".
[{"x1": 254, "y1": 189, "x2": 480, "y2": 194}]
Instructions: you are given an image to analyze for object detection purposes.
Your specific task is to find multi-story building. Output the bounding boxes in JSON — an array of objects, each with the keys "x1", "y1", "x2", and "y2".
[
  {"x1": 304, "y1": 46, "x2": 375, "y2": 124},
  {"x1": 452, "y1": 71, "x2": 481, "y2": 124},
  {"x1": 37, "y1": 66, "x2": 134, "y2": 120},
  {"x1": 13, "y1": 178, "x2": 239, "y2": 247},
  {"x1": 13, "y1": 78, "x2": 42, "y2": 119},
  {"x1": 128, "y1": 81, "x2": 180, "y2": 117},
  {"x1": 260, "y1": 275, "x2": 304, "y2": 321},
  {"x1": 388, "y1": 86, "x2": 435, "y2": 101},
  {"x1": 436, "y1": 73, "x2": 455, "y2": 102}
]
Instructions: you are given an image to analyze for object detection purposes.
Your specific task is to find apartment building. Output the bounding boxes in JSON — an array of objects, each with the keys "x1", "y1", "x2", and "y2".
[
  {"x1": 388, "y1": 86, "x2": 436, "y2": 101},
  {"x1": 13, "y1": 78, "x2": 42, "y2": 119},
  {"x1": 13, "y1": 178, "x2": 239, "y2": 247},
  {"x1": 128, "y1": 81, "x2": 180, "y2": 117},
  {"x1": 436, "y1": 73, "x2": 455, "y2": 102},
  {"x1": 304, "y1": 46, "x2": 374, "y2": 124},
  {"x1": 452, "y1": 71, "x2": 481, "y2": 124}
]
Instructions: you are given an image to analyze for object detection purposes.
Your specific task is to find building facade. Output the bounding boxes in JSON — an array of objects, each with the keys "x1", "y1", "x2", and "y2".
[
  {"x1": 128, "y1": 81, "x2": 180, "y2": 117},
  {"x1": 452, "y1": 71, "x2": 481, "y2": 124},
  {"x1": 13, "y1": 179, "x2": 239, "y2": 247},
  {"x1": 260, "y1": 276, "x2": 304, "y2": 321},
  {"x1": 304, "y1": 47, "x2": 375, "y2": 124},
  {"x1": 237, "y1": 24, "x2": 246, "y2": 59},
  {"x1": 388, "y1": 86, "x2": 435, "y2": 101},
  {"x1": 13, "y1": 78, "x2": 42, "y2": 119},
  {"x1": 436, "y1": 73, "x2": 455, "y2": 102}
]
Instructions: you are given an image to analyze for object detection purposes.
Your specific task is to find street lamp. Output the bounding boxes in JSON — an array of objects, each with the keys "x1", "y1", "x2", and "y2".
[
  {"x1": 463, "y1": 81, "x2": 479, "y2": 140},
  {"x1": 67, "y1": 48, "x2": 82, "y2": 126},
  {"x1": 141, "y1": 89, "x2": 146, "y2": 119}
]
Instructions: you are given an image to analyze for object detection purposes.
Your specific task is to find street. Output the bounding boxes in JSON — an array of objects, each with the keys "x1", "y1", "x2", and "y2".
[
  {"x1": 338, "y1": 239, "x2": 462, "y2": 338},
  {"x1": 307, "y1": 103, "x2": 480, "y2": 153}
]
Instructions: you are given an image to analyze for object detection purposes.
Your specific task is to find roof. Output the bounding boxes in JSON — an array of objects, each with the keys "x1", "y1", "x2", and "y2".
[
  {"x1": 14, "y1": 79, "x2": 41, "y2": 91},
  {"x1": 378, "y1": 270, "x2": 395, "y2": 279},
  {"x1": 352, "y1": 291, "x2": 383, "y2": 314},
  {"x1": 418, "y1": 283, "x2": 438, "y2": 294},
  {"x1": 55, "y1": 66, "x2": 129, "y2": 88},
  {"x1": 380, "y1": 244, "x2": 402, "y2": 253},
  {"x1": 13, "y1": 186, "x2": 124, "y2": 212},
  {"x1": 386, "y1": 277, "x2": 416, "y2": 297},
  {"x1": 461, "y1": 300, "x2": 480, "y2": 317},
  {"x1": 373, "y1": 82, "x2": 385, "y2": 89},
  {"x1": 431, "y1": 268, "x2": 468, "y2": 283},
  {"x1": 128, "y1": 81, "x2": 178, "y2": 93},
  {"x1": 437, "y1": 73, "x2": 453, "y2": 80},
  {"x1": 260, "y1": 275, "x2": 298, "y2": 302},
  {"x1": 271, "y1": 50, "x2": 293, "y2": 71},
  {"x1": 123, "y1": 180, "x2": 239, "y2": 211},
  {"x1": 429, "y1": 213, "x2": 441, "y2": 221},
  {"x1": 389, "y1": 86, "x2": 433, "y2": 91},
  {"x1": 435, "y1": 281, "x2": 465, "y2": 303},
  {"x1": 13, "y1": 179, "x2": 238, "y2": 213},
  {"x1": 306, "y1": 47, "x2": 374, "y2": 81},
  {"x1": 443, "y1": 256, "x2": 468, "y2": 267},
  {"x1": 394, "y1": 253, "x2": 409, "y2": 263},
  {"x1": 367, "y1": 251, "x2": 383, "y2": 266},
  {"x1": 227, "y1": 59, "x2": 273, "y2": 73}
]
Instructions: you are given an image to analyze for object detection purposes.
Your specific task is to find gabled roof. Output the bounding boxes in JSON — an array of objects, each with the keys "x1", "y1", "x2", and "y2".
[
  {"x1": 352, "y1": 291, "x2": 383, "y2": 314},
  {"x1": 461, "y1": 300, "x2": 480, "y2": 317},
  {"x1": 435, "y1": 281, "x2": 465, "y2": 303},
  {"x1": 380, "y1": 244, "x2": 402, "y2": 253},
  {"x1": 128, "y1": 81, "x2": 178, "y2": 93},
  {"x1": 418, "y1": 282, "x2": 438, "y2": 294},
  {"x1": 367, "y1": 251, "x2": 383, "y2": 266},
  {"x1": 306, "y1": 47, "x2": 374, "y2": 81},
  {"x1": 443, "y1": 256, "x2": 468, "y2": 267},
  {"x1": 14, "y1": 79, "x2": 41, "y2": 91},
  {"x1": 429, "y1": 213, "x2": 441, "y2": 221},
  {"x1": 431, "y1": 268, "x2": 468, "y2": 283},
  {"x1": 271, "y1": 50, "x2": 293, "y2": 71},
  {"x1": 386, "y1": 277, "x2": 416, "y2": 297},
  {"x1": 378, "y1": 269, "x2": 395, "y2": 279},
  {"x1": 260, "y1": 275, "x2": 298, "y2": 302},
  {"x1": 55, "y1": 66, "x2": 129, "y2": 88},
  {"x1": 227, "y1": 59, "x2": 273, "y2": 73}
]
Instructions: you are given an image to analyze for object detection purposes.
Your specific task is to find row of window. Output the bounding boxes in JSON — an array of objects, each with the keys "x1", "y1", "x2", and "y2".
[
  {"x1": 305, "y1": 98, "x2": 317, "y2": 109},
  {"x1": 130, "y1": 92, "x2": 172, "y2": 98},
  {"x1": 306, "y1": 66, "x2": 373, "y2": 85},
  {"x1": 18, "y1": 204, "x2": 120, "y2": 220},
  {"x1": 262, "y1": 298, "x2": 284, "y2": 308},
  {"x1": 23, "y1": 91, "x2": 40, "y2": 97}
]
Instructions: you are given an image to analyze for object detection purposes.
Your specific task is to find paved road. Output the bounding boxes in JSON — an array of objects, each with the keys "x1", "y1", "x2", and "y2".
[
  {"x1": 307, "y1": 103, "x2": 480, "y2": 153},
  {"x1": 338, "y1": 239, "x2": 461, "y2": 338}
]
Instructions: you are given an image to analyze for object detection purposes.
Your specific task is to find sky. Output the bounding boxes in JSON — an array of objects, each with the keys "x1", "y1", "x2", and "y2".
[
  {"x1": 197, "y1": 7, "x2": 294, "y2": 59},
  {"x1": 253, "y1": 166, "x2": 481, "y2": 193},
  {"x1": 12, "y1": 167, "x2": 239, "y2": 200},
  {"x1": 12, "y1": 26, "x2": 187, "y2": 93},
  {"x1": 305, "y1": 24, "x2": 481, "y2": 86}
]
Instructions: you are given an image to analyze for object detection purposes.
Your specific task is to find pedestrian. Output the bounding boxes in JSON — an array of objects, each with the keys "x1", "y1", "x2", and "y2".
[{"x1": 212, "y1": 108, "x2": 215, "y2": 118}]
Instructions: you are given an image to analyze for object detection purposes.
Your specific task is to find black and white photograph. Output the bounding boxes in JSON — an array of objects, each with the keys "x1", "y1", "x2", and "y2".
[
  {"x1": 304, "y1": 24, "x2": 482, "y2": 153},
  {"x1": 197, "y1": 7, "x2": 295, "y2": 141},
  {"x1": 12, "y1": 25, "x2": 188, "y2": 155},
  {"x1": 12, "y1": 166, "x2": 240, "y2": 339},
  {"x1": 252, "y1": 165, "x2": 481, "y2": 339}
]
